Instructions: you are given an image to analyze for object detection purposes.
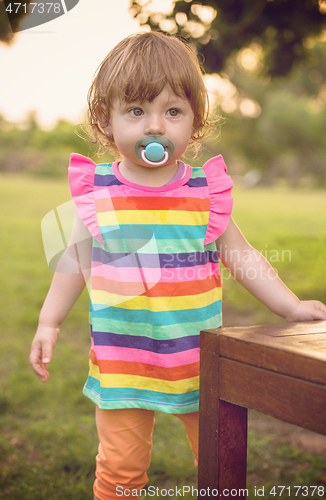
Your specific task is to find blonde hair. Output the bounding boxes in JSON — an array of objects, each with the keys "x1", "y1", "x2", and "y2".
[{"x1": 87, "y1": 31, "x2": 209, "y2": 155}]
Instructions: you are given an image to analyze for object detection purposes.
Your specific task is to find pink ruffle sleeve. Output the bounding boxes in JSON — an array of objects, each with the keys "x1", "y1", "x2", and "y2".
[
  {"x1": 68, "y1": 153, "x2": 104, "y2": 244},
  {"x1": 203, "y1": 155, "x2": 233, "y2": 245}
]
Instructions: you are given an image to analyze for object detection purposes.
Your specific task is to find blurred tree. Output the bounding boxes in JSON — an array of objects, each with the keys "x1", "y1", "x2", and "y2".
[
  {"x1": 130, "y1": 0, "x2": 326, "y2": 77},
  {"x1": 0, "y1": 114, "x2": 114, "y2": 176},
  {"x1": 0, "y1": 0, "x2": 32, "y2": 43},
  {"x1": 202, "y1": 38, "x2": 326, "y2": 185}
]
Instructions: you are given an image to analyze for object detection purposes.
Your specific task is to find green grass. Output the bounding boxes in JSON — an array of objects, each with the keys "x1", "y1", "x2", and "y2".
[
  {"x1": 222, "y1": 185, "x2": 326, "y2": 325},
  {"x1": 0, "y1": 174, "x2": 326, "y2": 499}
]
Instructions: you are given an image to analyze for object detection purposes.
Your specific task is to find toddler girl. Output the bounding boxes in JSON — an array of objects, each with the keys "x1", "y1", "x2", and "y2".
[{"x1": 30, "y1": 32, "x2": 326, "y2": 500}]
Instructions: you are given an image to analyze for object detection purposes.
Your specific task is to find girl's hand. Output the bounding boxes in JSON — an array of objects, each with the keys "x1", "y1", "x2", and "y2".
[
  {"x1": 285, "y1": 300, "x2": 326, "y2": 323},
  {"x1": 30, "y1": 325, "x2": 59, "y2": 383}
]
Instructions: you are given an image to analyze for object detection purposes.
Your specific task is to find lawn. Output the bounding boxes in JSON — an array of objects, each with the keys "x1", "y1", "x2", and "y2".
[{"x1": 0, "y1": 174, "x2": 325, "y2": 499}]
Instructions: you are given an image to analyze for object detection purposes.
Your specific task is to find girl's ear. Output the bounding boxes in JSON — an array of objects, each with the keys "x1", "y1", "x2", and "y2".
[
  {"x1": 96, "y1": 105, "x2": 111, "y2": 133},
  {"x1": 97, "y1": 106, "x2": 114, "y2": 141}
]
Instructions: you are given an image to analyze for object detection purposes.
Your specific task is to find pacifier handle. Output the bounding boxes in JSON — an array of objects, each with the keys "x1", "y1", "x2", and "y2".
[{"x1": 141, "y1": 149, "x2": 169, "y2": 166}]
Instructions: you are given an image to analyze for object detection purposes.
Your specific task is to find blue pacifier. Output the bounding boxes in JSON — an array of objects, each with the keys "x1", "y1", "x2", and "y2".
[{"x1": 135, "y1": 135, "x2": 174, "y2": 166}]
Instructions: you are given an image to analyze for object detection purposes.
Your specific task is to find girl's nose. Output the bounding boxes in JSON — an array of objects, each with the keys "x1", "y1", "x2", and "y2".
[{"x1": 144, "y1": 115, "x2": 165, "y2": 135}]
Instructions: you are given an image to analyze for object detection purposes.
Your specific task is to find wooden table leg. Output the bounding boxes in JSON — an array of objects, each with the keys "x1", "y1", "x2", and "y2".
[
  {"x1": 198, "y1": 399, "x2": 247, "y2": 498},
  {"x1": 198, "y1": 345, "x2": 248, "y2": 498},
  {"x1": 199, "y1": 323, "x2": 326, "y2": 499},
  {"x1": 218, "y1": 400, "x2": 248, "y2": 496}
]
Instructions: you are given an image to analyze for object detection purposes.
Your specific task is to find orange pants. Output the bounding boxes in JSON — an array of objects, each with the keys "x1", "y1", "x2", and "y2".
[{"x1": 94, "y1": 407, "x2": 199, "y2": 500}]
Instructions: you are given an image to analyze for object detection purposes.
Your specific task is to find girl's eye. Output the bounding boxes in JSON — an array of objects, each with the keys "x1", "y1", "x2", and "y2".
[
  {"x1": 167, "y1": 109, "x2": 179, "y2": 117},
  {"x1": 130, "y1": 108, "x2": 143, "y2": 116}
]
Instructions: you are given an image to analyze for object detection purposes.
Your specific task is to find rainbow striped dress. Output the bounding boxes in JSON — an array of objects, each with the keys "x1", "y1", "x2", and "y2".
[{"x1": 69, "y1": 154, "x2": 233, "y2": 414}]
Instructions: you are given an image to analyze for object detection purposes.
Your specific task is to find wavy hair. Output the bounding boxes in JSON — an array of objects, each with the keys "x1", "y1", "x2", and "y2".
[{"x1": 86, "y1": 31, "x2": 210, "y2": 156}]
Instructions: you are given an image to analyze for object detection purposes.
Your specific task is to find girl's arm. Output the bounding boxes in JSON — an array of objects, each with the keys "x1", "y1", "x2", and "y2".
[
  {"x1": 216, "y1": 218, "x2": 326, "y2": 322},
  {"x1": 30, "y1": 213, "x2": 92, "y2": 382}
]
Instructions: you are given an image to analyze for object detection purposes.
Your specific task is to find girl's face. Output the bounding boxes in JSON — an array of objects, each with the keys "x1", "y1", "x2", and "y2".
[{"x1": 106, "y1": 86, "x2": 194, "y2": 174}]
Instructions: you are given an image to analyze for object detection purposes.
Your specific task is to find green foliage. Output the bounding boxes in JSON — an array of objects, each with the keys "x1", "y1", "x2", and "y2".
[
  {"x1": 128, "y1": 1, "x2": 326, "y2": 184},
  {"x1": 0, "y1": 113, "x2": 114, "y2": 176},
  {"x1": 2, "y1": 39, "x2": 326, "y2": 185},
  {"x1": 0, "y1": 175, "x2": 325, "y2": 497},
  {"x1": 202, "y1": 39, "x2": 326, "y2": 185},
  {"x1": 130, "y1": 0, "x2": 326, "y2": 77}
]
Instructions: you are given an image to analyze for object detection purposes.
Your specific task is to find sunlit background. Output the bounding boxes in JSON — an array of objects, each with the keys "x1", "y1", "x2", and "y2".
[
  {"x1": 0, "y1": 0, "x2": 326, "y2": 186},
  {"x1": 0, "y1": 0, "x2": 166, "y2": 126},
  {"x1": 0, "y1": 0, "x2": 268, "y2": 127}
]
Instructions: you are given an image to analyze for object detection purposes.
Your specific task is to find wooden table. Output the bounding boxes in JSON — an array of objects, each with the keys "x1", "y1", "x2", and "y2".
[{"x1": 198, "y1": 321, "x2": 326, "y2": 499}]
